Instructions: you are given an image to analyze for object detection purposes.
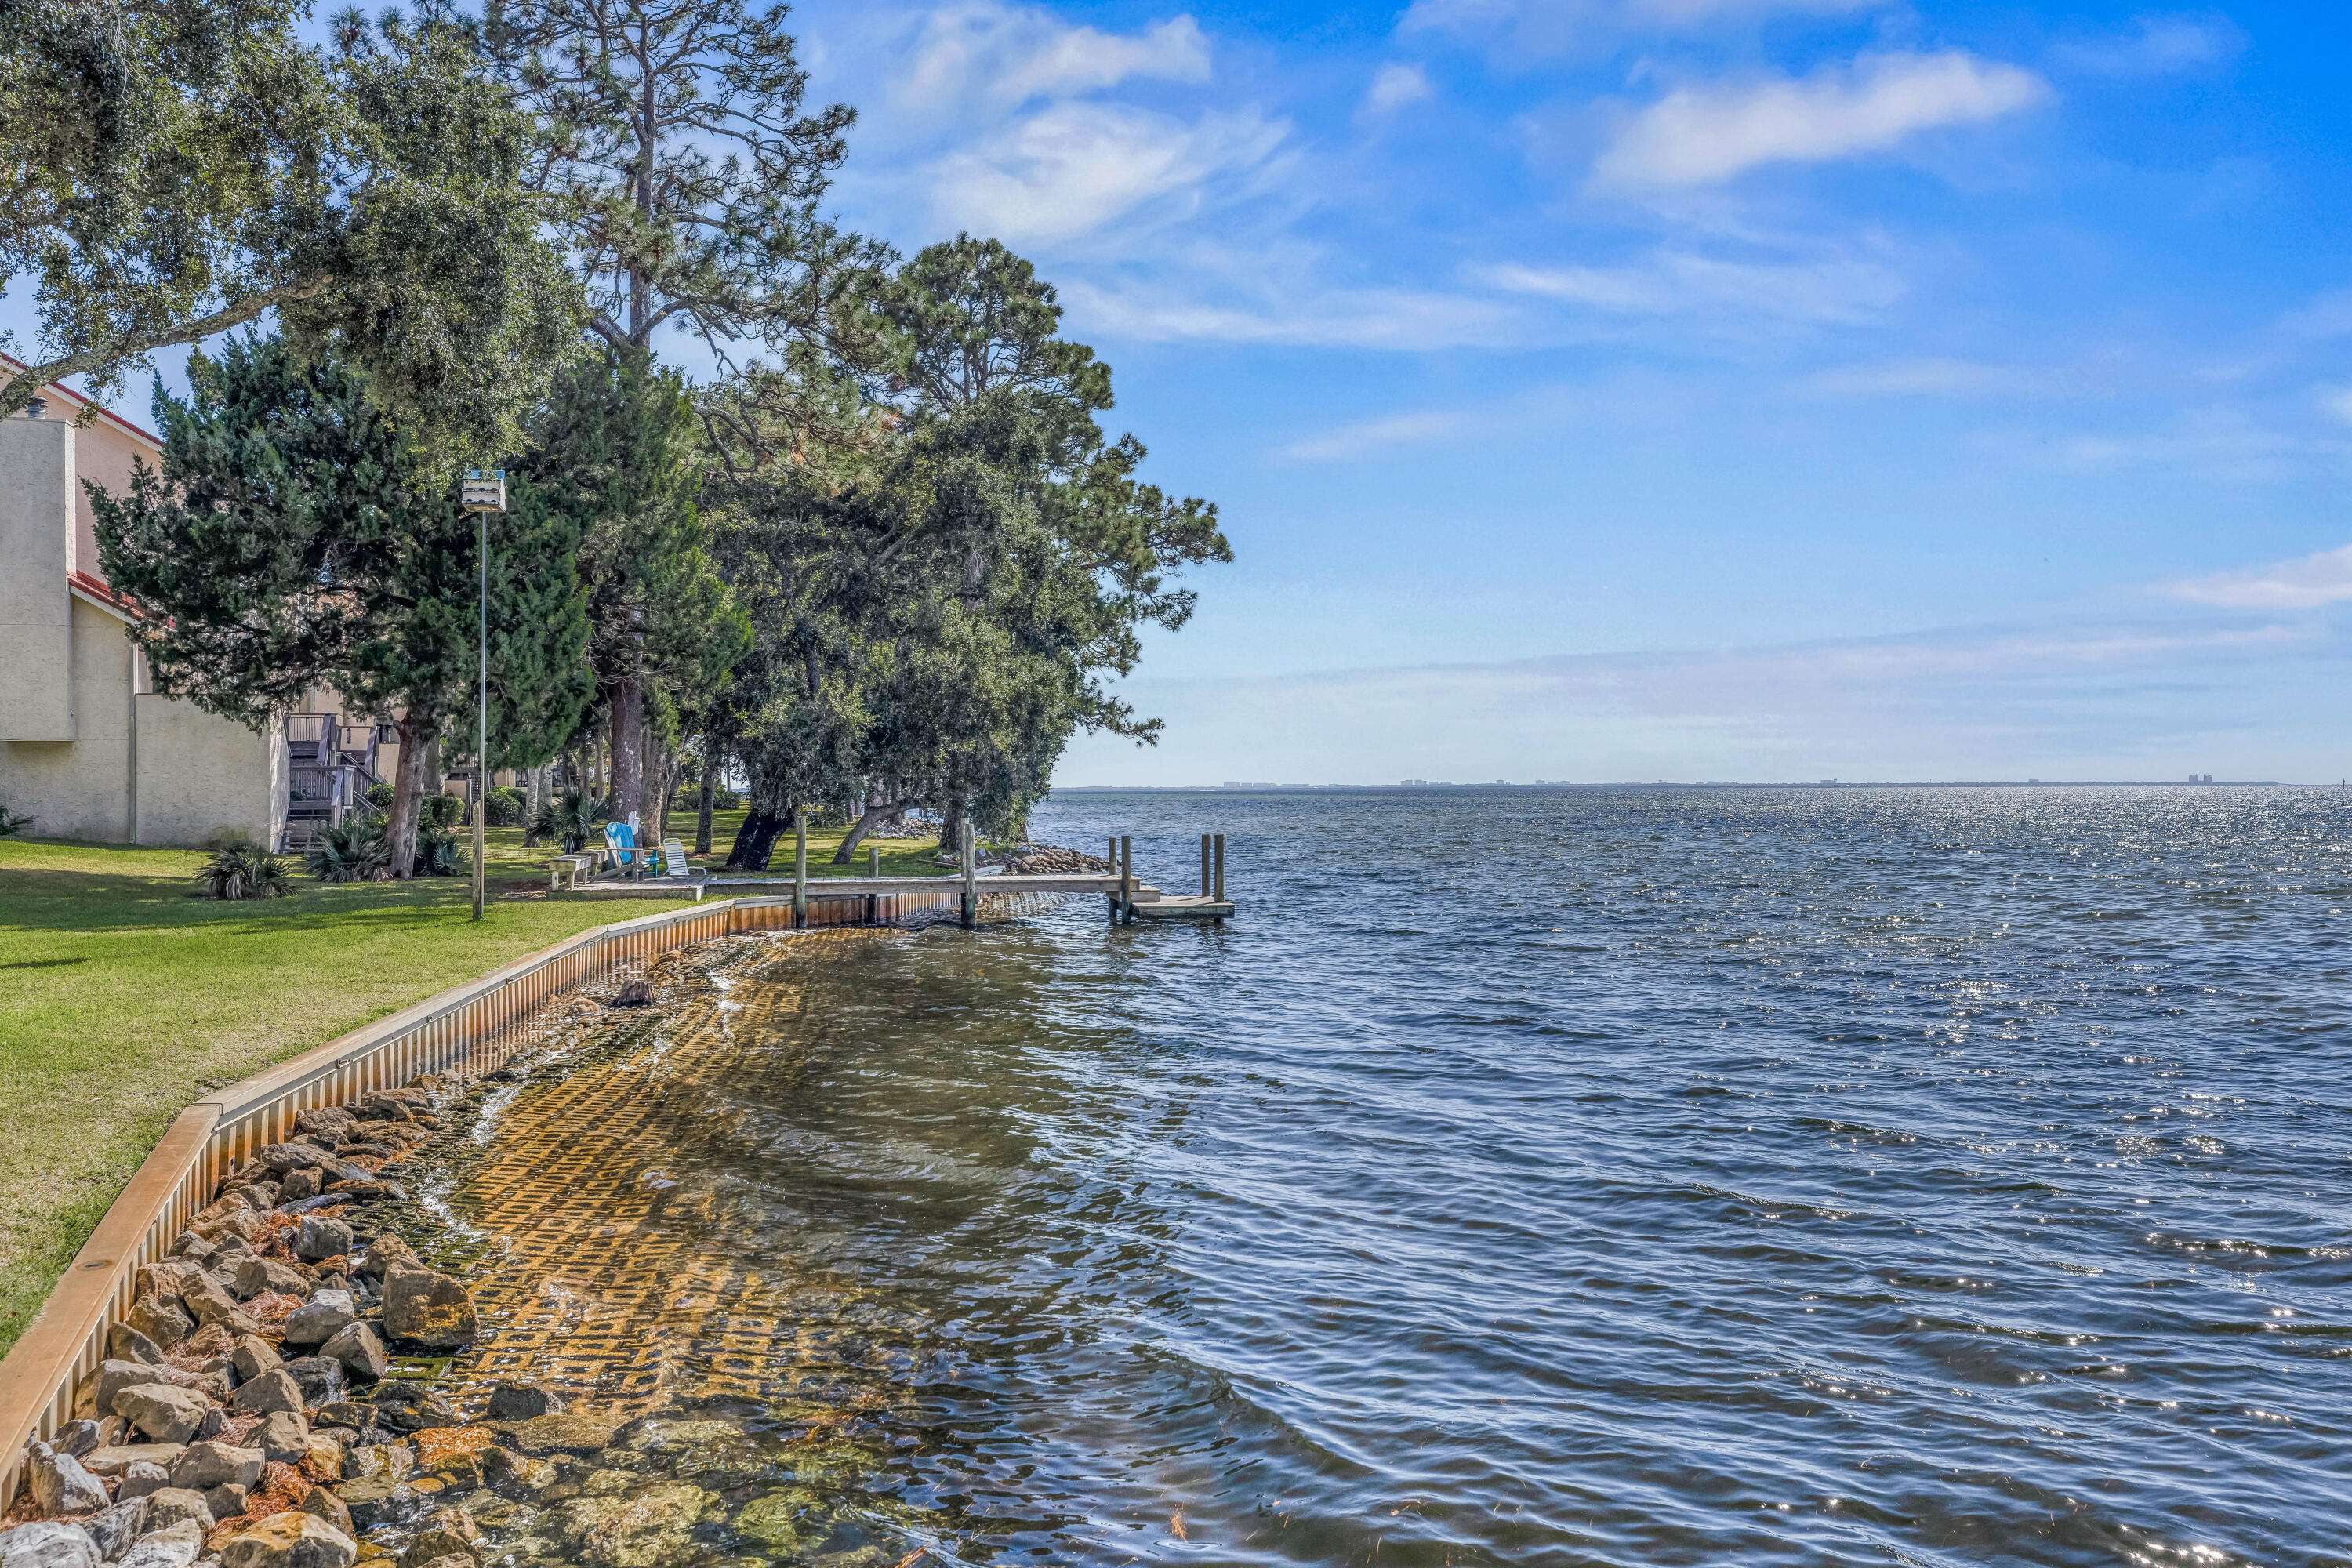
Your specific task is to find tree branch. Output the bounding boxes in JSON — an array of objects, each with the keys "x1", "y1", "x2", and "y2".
[{"x1": 0, "y1": 274, "x2": 336, "y2": 417}]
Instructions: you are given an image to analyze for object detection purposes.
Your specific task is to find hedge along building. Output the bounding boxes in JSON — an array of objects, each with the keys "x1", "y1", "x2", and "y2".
[{"x1": 0, "y1": 368, "x2": 400, "y2": 848}]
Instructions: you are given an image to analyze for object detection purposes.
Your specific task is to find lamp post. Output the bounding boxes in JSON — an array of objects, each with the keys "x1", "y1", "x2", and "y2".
[{"x1": 459, "y1": 469, "x2": 507, "y2": 921}]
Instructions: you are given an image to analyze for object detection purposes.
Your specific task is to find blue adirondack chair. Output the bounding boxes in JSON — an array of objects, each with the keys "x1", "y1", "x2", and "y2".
[{"x1": 602, "y1": 821, "x2": 647, "y2": 878}]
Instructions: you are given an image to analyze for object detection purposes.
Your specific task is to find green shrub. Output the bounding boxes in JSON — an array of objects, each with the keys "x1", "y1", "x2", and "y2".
[
  {"x1": 0, "y1": 803, "x2": 34, "y2": 837},
  {"x1": 713, "y1": 788, "x2": 740, "y2": 810},
  {"x1": 196, "y1": 841, "x2": 292, "y2": 900},
  {"x1": 304, "y1": 815, "x2": 390, "y2": 882},
  {"x1": 485, "y1": 786, "x2": 525, "y2": 827},
  {"x1": 530, "y1": 790, "x2": 606, "y2": 854},
  {"x1": 412, "y1": 825, "x2": 464, "y2": 877},
  {"x1": 365, "y1": 780, "x2": 394, "y2": 811},
  {"x1": 423, "y1": 792, "x2": 467, "y2": 830}
]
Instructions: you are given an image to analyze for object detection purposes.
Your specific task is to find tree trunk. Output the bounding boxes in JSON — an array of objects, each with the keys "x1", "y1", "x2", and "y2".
[
  {"x1": 725, "y1": 809, "x2": 786, "y2": 872},
  {"x1": 387, "y1": 711, "x2": 440, "y2": 880},
  {"x1": 610, "y1": 678, "x2": 644, "y2": 829},
  {"x1": 831, "y1": 797, "x2": 911, "y2": 864},
  {"x1": 695, "y1": 735, "x2": 717, "y2": 855},
  {"x1": 940, "y1": 796, "x2": 967, "y2": 860}
]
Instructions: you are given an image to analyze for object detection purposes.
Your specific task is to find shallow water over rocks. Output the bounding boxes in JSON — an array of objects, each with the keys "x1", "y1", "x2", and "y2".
[{"x1": 379, "y1": 787, "x2": 2352, "y2": 1566}]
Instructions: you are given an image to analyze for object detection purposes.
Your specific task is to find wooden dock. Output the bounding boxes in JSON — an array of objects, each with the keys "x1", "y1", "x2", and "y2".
[{"x1": 561, "y1": 830, "x2": 1235, "y2": 927}]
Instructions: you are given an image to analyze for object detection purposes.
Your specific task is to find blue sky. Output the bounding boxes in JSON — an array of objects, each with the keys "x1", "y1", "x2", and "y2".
[{"x1": 20, "y1": 1, "x2": 2352, "y2": 784}]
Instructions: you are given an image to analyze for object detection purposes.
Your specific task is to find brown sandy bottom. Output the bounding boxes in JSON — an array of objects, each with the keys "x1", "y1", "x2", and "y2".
[{"x1": 368, "y1": 930, "x2": 961, "y2": 1568}]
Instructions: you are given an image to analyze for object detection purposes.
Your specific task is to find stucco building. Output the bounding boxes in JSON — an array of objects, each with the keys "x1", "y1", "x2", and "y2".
[{"x1": 0, "y1": 376, "x2": 387, "y2": 848}]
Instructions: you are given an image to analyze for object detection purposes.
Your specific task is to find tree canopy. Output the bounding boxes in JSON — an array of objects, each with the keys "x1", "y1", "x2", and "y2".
[
  {"x1": 0, "y1": 0, "x2": 579, "y2": 460},
  {"x1": 89, "y1": 335, "x2": 593, "y2": 873}
]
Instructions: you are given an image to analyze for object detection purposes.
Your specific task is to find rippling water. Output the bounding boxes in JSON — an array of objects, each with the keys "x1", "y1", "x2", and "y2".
[{"x1": 402, "y1": 787, "x2": 2352, "y2": 1567}]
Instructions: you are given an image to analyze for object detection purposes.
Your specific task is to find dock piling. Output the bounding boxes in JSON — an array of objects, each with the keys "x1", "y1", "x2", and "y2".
[
  {"x1": 792, "y1": 808, "x2": 808, "y2": 927},
  {"x1": 961, "y1": 821, "x2": 978, "y2": 929},
  {"x1": 1120, "y1": 835, "x2": 1134, "y2": 924},
  {"x1": 1214, "y1": 834, "x2": 1225, "y2": 903},
  {"x1": 1201, "y1": 833, "x2": 1211, "y2": 896}
]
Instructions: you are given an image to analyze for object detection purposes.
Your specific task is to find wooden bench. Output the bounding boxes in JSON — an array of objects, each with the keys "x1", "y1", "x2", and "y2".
[{"x1": 547, "y1": 853, "x2": 600, "y2": 892}]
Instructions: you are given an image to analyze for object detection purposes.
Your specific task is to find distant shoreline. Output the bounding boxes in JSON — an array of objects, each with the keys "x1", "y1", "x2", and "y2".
[{"x1": 1054, "y1": 780, "x2": 2291, "y2": 792}]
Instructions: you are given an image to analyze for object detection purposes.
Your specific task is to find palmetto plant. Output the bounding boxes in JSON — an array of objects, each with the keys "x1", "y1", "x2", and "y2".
[
  {"x1": 412, "y1": 826, "x2": 464, "y2": 878},
  {"x1": 0, "y1": 804, "x2": 33, "y2": 837},
  {"x1": 196, "y1": 841, "x2": 292, "y2": 901},
  {"x1": 304, "y1": 815, "x2": 392, "y2": 883},
  {"x1": 529, "y1": 790, "x2": 607, "y2": 854}
]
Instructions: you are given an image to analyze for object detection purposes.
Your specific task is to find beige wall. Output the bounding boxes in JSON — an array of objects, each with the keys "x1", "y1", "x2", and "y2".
[
  {"x1": 0, "y1": 394, "x2": 284, "y2": 848},
  {"x1": 70, "y1": 412, "x2": 152, "y2": 585},
  {"x1": 0, "y1": 419, "x2": 78, "y2": 741},
  {"x1": 134, "y1": 699, "x2": 282, "y2": 848},
  {"x1": 0, "y1": 594, "x2": 137, "y2": 841}
]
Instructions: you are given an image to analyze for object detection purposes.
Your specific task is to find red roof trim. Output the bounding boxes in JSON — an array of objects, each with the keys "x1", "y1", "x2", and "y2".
[{"x1": 1, "y1": 352, "x2": 164, "y2": 451}]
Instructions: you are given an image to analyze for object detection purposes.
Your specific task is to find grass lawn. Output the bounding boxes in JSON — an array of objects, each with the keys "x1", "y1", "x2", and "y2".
[{"x1": 0, "y1": 810, "x2": 953, "y2": 1357}]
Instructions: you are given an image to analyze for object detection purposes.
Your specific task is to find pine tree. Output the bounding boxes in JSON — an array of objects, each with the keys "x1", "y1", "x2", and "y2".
[
  {"x1": 511, "y1": 347, "x2": 746, "y2": 828},
  {"x1": 89, "y1": 335, "x2": 593, "y2": 875}
]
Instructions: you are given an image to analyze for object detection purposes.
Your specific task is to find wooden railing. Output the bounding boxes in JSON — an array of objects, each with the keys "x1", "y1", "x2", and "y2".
[{"x1": 0, "y1": 882, "x2": 1021, "y2": 1504}]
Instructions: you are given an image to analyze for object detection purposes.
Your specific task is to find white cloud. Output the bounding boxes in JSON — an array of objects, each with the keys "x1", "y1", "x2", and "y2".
[
  {"x1": 2053, "y1": 14, "x2": 2242, "y2": 78},
  {"x1": 928, "y1": 103, "x2": 1287, "y2": 246},
  {"x1": 1278, "y1": 410, "x2": 1471, "y2": 462},
  {"x1": 1399, "y1": 0, "x2": 1879, "y2": 56},
  {"x1": 1802, "y1": 358, "x2": 2092, "y2": 397},
  {"x1": 2325, "y1": 387, "x2": 2352, "y2": 425},
  {"x1": 1478, "y1": 249, "x2": 1904, "y2": 325},
  {"x1": 1058, "y1": 278, "x2": 1523, "y2": 350},
  {"x1": 2164, "y1": 545, "x2": 2352, "y2": 609},
  {"x1": 893, "y1": 3, "x2": 1210, "y2": 122},
  {"x1": 1594, "y1": 51, "x2": 2049, "y2": 189},
  {"x1": 1359, "y1": 63, "x2": 1434, "y2": 122}
]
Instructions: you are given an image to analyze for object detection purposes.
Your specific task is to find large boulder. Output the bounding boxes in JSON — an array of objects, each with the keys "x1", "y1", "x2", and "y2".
[
  {"x1": 216, "y1": 1512, "x2": 357, "y2": 1568},
  {"x1": 318, "y1": 1323, "x2": 386, "y2": 1383},
  {"x1": 24, "y1": 1441, "x2": 107, "y2": 1516},
  {"x1": 114, "y1": 1520, "x2": 203, "y2": 1568},
  {"x1": 228, "y1": 1257, "x2": 312, "y2": 1303},
  {"x1": 300, "y1": 1488, "x2": 354, "y2": 1535},
  {"x1": 78, "y1": 1445, "x2": 185, "y2": 1478},
  {"x1": 230, "y1": 1336, "x2": 283, "y2": 1384},
  {"x1": 70, "y1": 1496, "x2": 145, "y2": 1560},
  {"x1": 115, "y1": 1461, "x2": 172, "y2": 1500},
  {"x1": 94, "y1": 1359, "x2": 209, "y2": 1414},
  {"x1": 124, "y1": 1296, "x2": 194, "y2": 1350},
  {"x1": 230, "y1": 1369, "x2": 303, "y2": 1416},
  {"x1": 279, "y1": 1292, "x2": 353, "y2": 1348},
  {"x1": 138, "y1": 1489, "x2": 213, "y2": 1534},
  {"x1": 166, "y1": 1439, "x2": 262, "y2": 1491},
  {"x1": 111, "y1": 1385, "x2": 212, "y2": 1446},
  {"x1": 484, "y1": 1385, "x2": 564, "y2": 1421},
  {"x1": 176, "y1": 1274, "x2": 257, "y2": 1336},
  {"x1": 355, "y1": 1235, "x2": 419, "y2": 1283},
  {"x1": 332, "y1": 1476, "x2": 416, "y2": 1532},
  {"x1": 281, "y1": 1357, "x2": 347, "y2": 1406},
  {"x1": 293, "y1": 1108, "x2": 357, "y2": 1141},
  {"x1": 277, "y1": 1169, "x2": 324, "y2": 1204},
  {"x1": 106, "y1": 1323, "x2": 165, "y2": 1367},
  {"x1": 257, "y1": 1410, "x2": 310, "y2": 1465},
  {"x1": 380, "y1": 1266, "x2": 475, "y2": 1348},
  {"x1": 48, "y1": 1422, "x2": 99, "y2": 1461},
  {"x1": 294, "y1": 1218, "x2": 354, "y2": 1265},
  {"x1": 0, "y1": 1522, "x2": 99, "y2": 1568}
]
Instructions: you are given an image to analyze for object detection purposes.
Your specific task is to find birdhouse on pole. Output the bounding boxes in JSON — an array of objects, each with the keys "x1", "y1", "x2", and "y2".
[{"x1": 461, "y1": 469, "x2": 507, "y2": 514}]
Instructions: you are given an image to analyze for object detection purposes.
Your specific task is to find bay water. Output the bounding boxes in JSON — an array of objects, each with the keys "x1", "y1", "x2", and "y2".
[{"x1": 402, "y1": 787, "x2": 2352, "y2": 1566}]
